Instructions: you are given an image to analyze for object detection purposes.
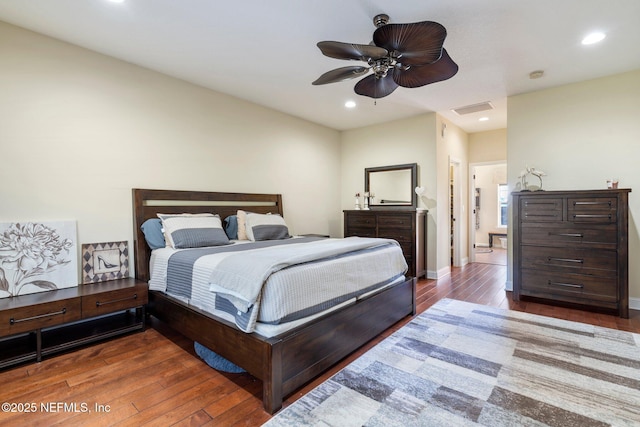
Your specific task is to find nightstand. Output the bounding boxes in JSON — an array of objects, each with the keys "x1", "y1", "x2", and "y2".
[{"x1": 0, "y1": 278, "x2": 148, "y2": 368}]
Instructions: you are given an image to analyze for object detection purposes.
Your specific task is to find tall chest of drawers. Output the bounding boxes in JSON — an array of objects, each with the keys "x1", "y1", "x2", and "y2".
[
  {"x1": 343, "y1": 209, "x2": 426, "y2": 279},
  {"x1": 512, "y1": 189, "x2": 631, "y2": 317}
]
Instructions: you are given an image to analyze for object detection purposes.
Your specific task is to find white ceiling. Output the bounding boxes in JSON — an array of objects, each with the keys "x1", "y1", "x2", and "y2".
[{"x1": 1, "y1": 0, "x2": 639, "y2": 133}]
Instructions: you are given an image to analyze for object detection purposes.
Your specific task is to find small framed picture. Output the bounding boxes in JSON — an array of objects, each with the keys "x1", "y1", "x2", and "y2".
[{"x1": 82, "y1": 241, "x2": 129, "y2": 284}]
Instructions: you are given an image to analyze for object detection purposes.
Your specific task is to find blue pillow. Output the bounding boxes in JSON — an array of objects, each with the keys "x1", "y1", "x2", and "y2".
[
  {"x1": 223, "y1": 215, "x2": 238, "y2": 240},
  {"x1": 141, "y1": 218, "x2": 165, "y2": 249}
]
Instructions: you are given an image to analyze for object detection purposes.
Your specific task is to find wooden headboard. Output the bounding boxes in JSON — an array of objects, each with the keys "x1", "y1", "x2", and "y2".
[{"x1": 132, "y1": 189, "x2": 284, "y2": 282}]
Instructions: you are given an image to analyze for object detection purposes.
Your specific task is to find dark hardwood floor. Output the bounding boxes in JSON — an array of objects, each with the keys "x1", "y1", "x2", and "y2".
[{"x1": 1, "y1": 262, "x2": 638, "y2": 426}]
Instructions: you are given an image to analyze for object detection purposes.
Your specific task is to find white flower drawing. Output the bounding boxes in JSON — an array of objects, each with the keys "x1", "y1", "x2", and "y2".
[{"x1": 0, "y1": 222, "x2": 73, "y2": 296}]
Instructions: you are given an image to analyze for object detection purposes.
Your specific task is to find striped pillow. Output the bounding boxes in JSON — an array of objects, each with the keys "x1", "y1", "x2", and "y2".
[
  {"x1": 245, "y1": 213, "x2": 290, "y2": 241},
  {"x1": 157, "y1": 213, "x2": 230, "y2": 249}
]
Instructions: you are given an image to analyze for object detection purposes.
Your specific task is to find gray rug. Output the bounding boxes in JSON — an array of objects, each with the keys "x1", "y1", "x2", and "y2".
[{"x1": 264, "y1": 298, "x2": 640, "y2": 426}]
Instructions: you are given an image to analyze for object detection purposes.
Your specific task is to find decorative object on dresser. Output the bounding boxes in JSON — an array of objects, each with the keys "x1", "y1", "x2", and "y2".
[
  {"x1": 82, "y1": 241, "x2": 130, "y2": 283},
  {"x1": 517, "y1": 165, "x2": 546, "y2": 191},
  {"x1": 344, "y1": 209, "x2": 426, "y2": 279},
  {"x1": 0, "y1": 221, "x2": 77, "y2": 298},
  {"x1": 512, "y1": 188, "x2": 631, "y2": 317},
  {"x1": 0, "y1": 278, "x2": 147, "y2": 369}
]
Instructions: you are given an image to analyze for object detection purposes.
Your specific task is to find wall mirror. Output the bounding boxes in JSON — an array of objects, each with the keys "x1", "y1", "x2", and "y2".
[{"x1": 365, "y1": 163, "x2": 418, "y2": 209}]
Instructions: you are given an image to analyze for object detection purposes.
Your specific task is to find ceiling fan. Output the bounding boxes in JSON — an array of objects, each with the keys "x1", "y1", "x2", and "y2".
[{"x1": 312, "y1": 14, "x2": 458, "y2": 99}]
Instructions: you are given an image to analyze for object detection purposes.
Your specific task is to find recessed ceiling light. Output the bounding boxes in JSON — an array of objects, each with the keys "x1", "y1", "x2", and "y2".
[
  {"x1": 582, "y1": 32, "x2": 606, "y2": 45},
  {"x1": 345, "y1": 100, "x2": 356, "y2": 109},
  {"x1": 478, "y1": 117, "x2": 489, "y2": 122}
]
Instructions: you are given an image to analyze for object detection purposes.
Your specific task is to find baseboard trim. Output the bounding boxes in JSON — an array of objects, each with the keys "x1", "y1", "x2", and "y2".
[
  {"x1": 629, "y1": 297, "x2": 640, "y2": 311},
  {"x1": 504, "y1": 280, "x2": 513, "y2": 292}
]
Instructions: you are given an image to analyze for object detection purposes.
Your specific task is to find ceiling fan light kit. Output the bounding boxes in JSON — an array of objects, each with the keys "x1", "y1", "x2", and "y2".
[{"x1": 313, "y1": 14, "x2": 458, "y2": 99}]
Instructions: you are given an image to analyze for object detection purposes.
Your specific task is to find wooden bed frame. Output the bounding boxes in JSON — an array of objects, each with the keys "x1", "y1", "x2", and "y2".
[{"x1": 132, "y1": 188, "x2": 416, "y2": 413}]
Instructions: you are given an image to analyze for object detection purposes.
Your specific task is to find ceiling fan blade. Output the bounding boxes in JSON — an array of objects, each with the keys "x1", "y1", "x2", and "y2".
[
  {"x1": 312, "y1": 66, "x2": 370, "y2": 85},
  {"x1": 317, "y1": 41, "x2": 388, "y2": 61},
  {"x1": 354, "y1": 73, "x2": 399, "y2": 99},
  {"x1": 393, "y1": 48, "x2": 459, "y2": 88},
  {"x1": 373, "y1": 21, "x2": 447, "y2": 66}
]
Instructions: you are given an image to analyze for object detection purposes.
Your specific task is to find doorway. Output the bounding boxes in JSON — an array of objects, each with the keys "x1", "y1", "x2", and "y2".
[
  {"x1": 449, "y1": 157, "x2": 462, "y2": 267},
  {"x1": 469, "y1": 162, "x2": 507, "y2": 266}
]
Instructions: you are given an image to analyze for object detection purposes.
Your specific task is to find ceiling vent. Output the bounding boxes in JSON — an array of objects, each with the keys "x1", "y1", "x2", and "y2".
[{"x1": 452, "y1": 101, "x2": 494, "y2": 115}]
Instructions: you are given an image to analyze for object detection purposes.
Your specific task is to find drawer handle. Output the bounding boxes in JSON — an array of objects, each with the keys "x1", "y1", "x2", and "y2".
[
  {"x1": 10, "y1": 308, "x2": 67, "y2": 325},
  {"x1": 525, "y1": 214, "x2": 559, "y2": 217},
  {"x1": 573, "y1": 201, "x2": 611, "y2": 206},
  {"x1": 549, "y1": 232, "x2": 584, "y2": 238},
  {"x1": 547, "y1": 257, "x2": 584, "y2": 264},
  {"x1": 524, "y1": 201, "x2": 558, "y2": 206},
  {"x1": 96, "y1": 294, "x2": 138, "y2": 307},
  {"x1": 548, "y1": 281, "x2": 583, "y2": 289},
  {"x1": 573, "y1": 214, "x2": 611, "y2": 219}
]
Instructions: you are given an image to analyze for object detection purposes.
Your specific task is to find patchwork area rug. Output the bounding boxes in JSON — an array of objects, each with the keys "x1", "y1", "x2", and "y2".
[{"x1": 264, "y1": 298, "x2": 640, "y2": 427}]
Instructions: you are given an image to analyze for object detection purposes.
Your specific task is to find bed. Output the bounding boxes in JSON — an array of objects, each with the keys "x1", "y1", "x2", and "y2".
[{"x1": 132, "y1": 188, "x2": 416, "y2": 413}]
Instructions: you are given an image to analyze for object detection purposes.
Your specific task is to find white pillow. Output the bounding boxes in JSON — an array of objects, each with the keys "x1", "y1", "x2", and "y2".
[
  {"x1": 245, "y1": 213, "x2": 290, "y2": 241},
  {"x1": 236, "y1": 210, "x2": 249, "y2": 240},
  {"x1": 157, "y1": 213, "x2": 230, "y2": 249}
]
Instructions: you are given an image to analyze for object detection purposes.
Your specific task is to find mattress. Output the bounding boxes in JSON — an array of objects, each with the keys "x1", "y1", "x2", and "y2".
[{"x1": 148, "y1": 236, "x2": 408, "y2": 336}]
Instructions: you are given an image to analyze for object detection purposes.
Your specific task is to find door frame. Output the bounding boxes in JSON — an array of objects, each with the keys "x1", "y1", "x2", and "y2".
[
  {"x1": 468, "y1": 160, "x2": 507, "y2": 263},
  {"x1": 449, "y1": 157, "x2": 462, "y2": 267}
]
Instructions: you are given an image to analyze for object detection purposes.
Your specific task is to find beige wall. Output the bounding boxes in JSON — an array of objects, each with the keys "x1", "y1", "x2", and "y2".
[
  {"x1": 436, "y1": 116, "x2": 469, "y2": 274},
  {"x1": 507, "y1": 69, "x2": 640, "y2": 305},
  {"x1": 469, "y1": 129, "x2": 507, "y2": 163},
  {"x1": 0, "y1": 21, "x2": 342, "y2": 280},
  {"x1": 341, "y1": 114, "x2": 438, "y2": 275}
]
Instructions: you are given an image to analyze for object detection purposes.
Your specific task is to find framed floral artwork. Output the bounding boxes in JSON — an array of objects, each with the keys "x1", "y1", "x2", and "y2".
[
  {"x1": 0, "y1": 221, "x2": 78, "y2": 298},
  {"x1": 81, "y1": 241, "x2": 129, "y2": 284}
]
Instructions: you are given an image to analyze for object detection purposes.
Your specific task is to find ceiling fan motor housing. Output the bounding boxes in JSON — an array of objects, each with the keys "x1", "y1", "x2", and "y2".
[{"x1": 373, "y1": 14, "x2": 390, "y2": 27}]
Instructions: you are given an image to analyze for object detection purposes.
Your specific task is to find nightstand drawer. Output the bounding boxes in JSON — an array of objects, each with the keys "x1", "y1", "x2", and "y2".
[
  {"x1": 0, "y1": 298, "x2": 81, "y2": 336},
  {"x1": 82, "y1": 286, "x2": 148, "y2": 318}
]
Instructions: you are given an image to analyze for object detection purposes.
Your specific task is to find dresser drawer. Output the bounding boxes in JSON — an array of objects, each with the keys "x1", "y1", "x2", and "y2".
[
  {"x1": 520, "y1": 198, "x2": 563, "y2": 222},
  {"x1": 521, "y1": 270, "x2": 617, "y2": 303},
  {"x1": 378, "y1": 214, "x2": 413, "y2": 229},
  {"x1": 520, "y1": 246, "x2": 616, "y2": 277},
  {"x1": 346, "y1": 214, "x2": 376, "y2": 229},
  {"x1": 82, "y1": 286, "x2": 148, "y2": 319},
  {"x1": 344, "y1": 227, "x2": 376, "y2": 238},
  {"x1": 0, "y1": 298, "x2": 81, "y2": 336},
  {"x1": 377, "y1": 229, "x2": 412, "y2": 243},
  {"x1": 520, "y1": 223, "x2": 617, "y2": 249},
  {"x1": 568, "y1": 197, "x2": 617, "y2": 224}
]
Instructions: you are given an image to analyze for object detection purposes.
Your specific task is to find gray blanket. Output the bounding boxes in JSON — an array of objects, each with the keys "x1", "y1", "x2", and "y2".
[{"x1": 208, "y1": 237, "x2": 400, "y2": 313}]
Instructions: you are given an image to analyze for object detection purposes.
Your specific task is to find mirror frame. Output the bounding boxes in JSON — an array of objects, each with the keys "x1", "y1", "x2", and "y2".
[{"x1": 365, "y1": 163, "x2": 418, "y2": 210}]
